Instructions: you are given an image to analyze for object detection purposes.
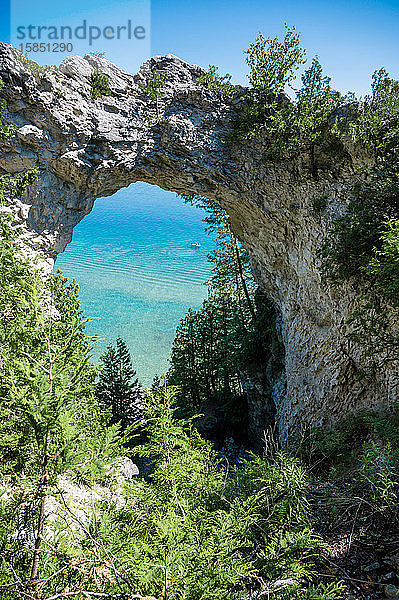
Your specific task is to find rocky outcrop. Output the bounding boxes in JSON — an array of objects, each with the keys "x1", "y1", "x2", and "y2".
[{"x1": 0, "y1": 43, "x2": 397, "y2": 438}]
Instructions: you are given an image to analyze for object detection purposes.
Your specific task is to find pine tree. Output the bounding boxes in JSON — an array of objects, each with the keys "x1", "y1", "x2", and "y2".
[
  {"x1": 0, "y1": 263, "x2": 123, "y2": 594},
  {"x1": 169, "y1": 195, "x2": 276, "y2": 435},
  {"x1": 97, "y1": 337, "x2": 142, "y2": 426}
]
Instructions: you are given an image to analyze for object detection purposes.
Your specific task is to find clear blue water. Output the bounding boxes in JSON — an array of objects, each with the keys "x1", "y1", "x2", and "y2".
[{"x1": 55, "y1": 182, "x2": 212, "y2": 385}]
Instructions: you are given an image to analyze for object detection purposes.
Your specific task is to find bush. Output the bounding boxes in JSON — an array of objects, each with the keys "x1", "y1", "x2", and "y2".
[
  {"x1": 140, "y1": 69, "x2": 167, "y2": 120},
  {"x1": 363, "y1": 218, "x2": 399, "y2": 306},
  {"x1": 296, "y1": 405, "x2": 399, "y2": 473},
  {"x1": 90, "y1": 67, "x2": 111, "y2": 99},
  {"x1": 359, "y1": 441, "x2": 397, "y2": 509},
  {"x1": 85, "y1": 387, "x2": 342, "y2": 600},
  {"x1": 196, "y1": 65, "x2": 235, "y2": 96}
]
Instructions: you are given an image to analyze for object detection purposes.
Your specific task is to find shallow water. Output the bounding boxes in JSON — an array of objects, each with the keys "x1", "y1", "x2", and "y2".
[{"x1": 55, "y1": 182, "x2": 213, "y2": 385}]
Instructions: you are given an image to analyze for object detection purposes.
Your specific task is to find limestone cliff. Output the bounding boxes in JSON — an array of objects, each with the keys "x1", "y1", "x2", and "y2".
[{"x1": 0, "y1": 43, "x2": 397, "y2": 437}]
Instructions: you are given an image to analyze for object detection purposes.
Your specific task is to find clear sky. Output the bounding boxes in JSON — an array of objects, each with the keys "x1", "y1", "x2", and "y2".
[{"x1": 0, "y1": 0, "x2": 398, "y2": 96}]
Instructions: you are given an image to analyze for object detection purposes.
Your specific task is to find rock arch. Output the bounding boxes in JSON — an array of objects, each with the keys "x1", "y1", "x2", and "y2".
[{"x1": 0, "y1": 43, "x2": 396, "y2": 436}]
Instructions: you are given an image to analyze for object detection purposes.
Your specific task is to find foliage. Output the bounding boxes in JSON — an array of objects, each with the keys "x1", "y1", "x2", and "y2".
[
  {"x1": 236, "y1": 40, "x2": 344, "y2": 178},
  {"x1": 266, "y1": 57, "x2": 343, "y2": 174},
  {"x1": 196, "y1": 64, "x2": 235, "y2": 96},
  {"x1": 97, "y1": 336, "x2": 142, "y2": 427},
  {"x1": 296, "y1": 404, "x2": 399, "y2": 470},
  {"x1": 317, "y1": 68, "x2": 399, "y2": 361},
  {"x1": 0, "y1": 180, "x2": 123, "y2": 595},
  {"x1": 140, "y1": 69, "x2": 167, "y2": 120},
  {"x1": 321, "y1": 159, "x2": 399, "y2": 293},
  {"x1": 0, "y1": 31, "x2": 396, "y2": 599},
  {"x1": 343, "y1": 292, "x2": 398, "y2": 376},
  {"x1": 363, "y1": 218, "x2": 399, "y2": 304},
  {"x1": 233, "y1": 25, "x2": 306, "y2": 141},
  {"x1": 0, "y1": 268, "x2": 110, "y2": 478},
  {"x1": 230, "y1": 28, "x2": 399, "y2": 311},
  {"x1": 80, "y1": 387, "x2": 342, "y2": 600},
  {"x1": 245, "y1": 24, "x2": 306, "y2": 94},
  {"x1": 141, "y1": 68, "x2": 167, "y2": 101},
  {"x1": 12, "y1": 48, "x2": 58, "y2": 77},
  {"x1": 295, "y1": 407, "x2": 399, "y2": 527},
  {"x1": 320, "y1": 68, "x2": 399, "y2": 292},
  {"x1": 0, "y1": 82, "x2": 122, "y2": 588},
  {"x1": 346, "y1": 67, "x2": 399, "y2": 159},
  {"x1": 0, "y1": 78, "x2": 18, "y2": 140},
  {"x1": 0, "y1": 381, "x2": 342, "y2": 598},
  {"x1": 90, "y1": 67, "x2": 112, "y2": 99},
  {"x1": 168, "y1": 196, "x2": 277, "y2": 436},
  {"x1": 359, "y1": 441, "x2": 397, "y2": 508},
  {"x1": 320, "y1": 178, "x2": 399, "y2": 367}
]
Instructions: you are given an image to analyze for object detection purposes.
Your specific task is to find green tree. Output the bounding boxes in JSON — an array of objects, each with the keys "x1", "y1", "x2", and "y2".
[
  {"x1": 234, "y1": 25, "x2": 306, "y2": 139},
  {"x1": 140, "y1": 68, "x2": 167, "y2": 120},
  {"x1": 97, "y1": 337, "x2": 142, "y2": 427},
  {"x1": 0, "y1": 255, "x2": 123, "y2": 596},
  {"x1": 169, "y1": 196, "x2": 277, "y2": 436},
  {"x1": 245, "y1": 24, "x2": 306, "y2": 94},
  {"x1": 267, "y1": 57, "x2": 343, "y2": 175},
  {"x1": 0, "y1": 82, "x2": 123, "y2": 593}
]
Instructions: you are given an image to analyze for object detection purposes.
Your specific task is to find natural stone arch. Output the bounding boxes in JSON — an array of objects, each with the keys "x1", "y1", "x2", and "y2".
[{"x1": 0, "y1": 43, "x2": 397, "y2": 437}]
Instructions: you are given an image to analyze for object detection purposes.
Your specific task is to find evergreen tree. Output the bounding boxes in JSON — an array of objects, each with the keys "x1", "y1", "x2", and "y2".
[
  {"x1": 0, "y1": 260, "x2": 123, "y2": 594},
  {"x1": 97, "y1": 337, "x2": 142, "y2": 426},
  {"x1": 169, "y1": 196, "x2": 276, "y2": 436}
]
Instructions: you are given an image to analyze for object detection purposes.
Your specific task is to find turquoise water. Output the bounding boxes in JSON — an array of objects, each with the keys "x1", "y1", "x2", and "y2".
[{"x1": 55, "y1": 183, "x2": 212, "y2": 386}]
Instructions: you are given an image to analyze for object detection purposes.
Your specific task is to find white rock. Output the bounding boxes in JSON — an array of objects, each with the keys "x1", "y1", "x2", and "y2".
[
  {"x1": 17, "y1": 125, "x2": 45, "y2": 146},
  {"x1": 59, "y1": 55, "x2": 92, "y2": 79},
  {"x1": 108, "y1": 457, "x2": 139, "y2": 483}
]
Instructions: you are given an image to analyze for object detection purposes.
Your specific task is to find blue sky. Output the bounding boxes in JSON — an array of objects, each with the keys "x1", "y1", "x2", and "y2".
[{"x1": 0, "y1": 0, "x2": 398, "y2": 95}]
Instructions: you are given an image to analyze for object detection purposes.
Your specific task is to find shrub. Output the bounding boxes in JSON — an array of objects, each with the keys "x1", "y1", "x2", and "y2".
[
  {"x1": 90, "y1": 67, "x2": 111, "y2": 99},
  {"x1": 245, "y1": 24, "x2": 306, "y2": 94},
  {"x1": 86, "y1": 387, "x2": 342, "y2": 600},
  {"x1": 196, "y1": 64, "x2": 235, "y2": 96},
  {"x1": 140, "y1": 69, "x2": 167, "y2": 120},
  {"x1": 363, "y1": 218, "x2": 399, "y2": 306},
  {"x1": 359, "y1": 441, "x2": 397, "y2": 509}
]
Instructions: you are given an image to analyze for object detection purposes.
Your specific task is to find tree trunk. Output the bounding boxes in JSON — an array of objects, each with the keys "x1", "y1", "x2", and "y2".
[
  {"x1": 233, "y1": 237, "x2": 257, "y2": 323},
  {"x1": 30, "y1": 471, "x2": 48, "y2": 584}
]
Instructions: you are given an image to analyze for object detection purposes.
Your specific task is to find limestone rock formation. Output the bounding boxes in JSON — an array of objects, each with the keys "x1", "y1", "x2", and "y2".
[{"x1": 0, "y1": 43, "x2": 397, "y2": 437}]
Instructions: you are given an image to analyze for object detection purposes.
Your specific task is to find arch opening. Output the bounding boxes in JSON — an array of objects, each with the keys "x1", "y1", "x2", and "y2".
[{"x1": 56, "y1": 182, "x2": 213, "y2": 385}]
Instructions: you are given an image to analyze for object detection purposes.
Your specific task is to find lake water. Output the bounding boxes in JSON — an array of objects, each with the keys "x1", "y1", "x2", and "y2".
[{"x1": 55, "y1": 182, "x2": 212, "y2": 386}]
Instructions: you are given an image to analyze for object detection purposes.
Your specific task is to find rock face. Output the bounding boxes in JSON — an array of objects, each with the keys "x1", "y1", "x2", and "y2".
[{"x1": 0, "y1": 43, "x2": 397, "y2": 438}]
